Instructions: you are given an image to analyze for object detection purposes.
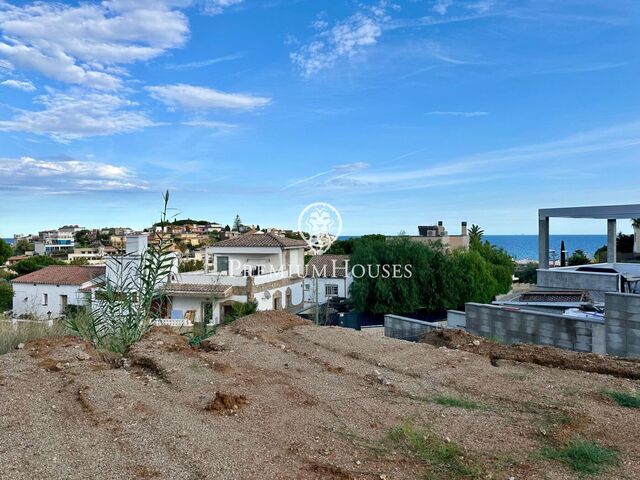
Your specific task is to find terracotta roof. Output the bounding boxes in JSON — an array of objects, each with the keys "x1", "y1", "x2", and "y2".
[
  {"x1": 305, "y1": 255, "x2": 350, "y2": 278},
  {"x1": 159, "y1": 283, "x2": 232, "y2": 296},
  {"x1": 213, "y1": 232, "x2": 307, "y2": 249},
  {"x1": 12, "y1": 266, "x2": 106, "y2": 286}
]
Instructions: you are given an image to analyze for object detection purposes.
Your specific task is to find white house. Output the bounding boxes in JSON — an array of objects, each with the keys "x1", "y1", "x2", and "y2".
[
  {"x1": 304, "y1": 255, "x2": 352, "y2": 306},
  {"x1": 160, "y1": 232, "x2": 307, "y2": 324},
  {"x1": 11, "y1": 265, "x2": 105, "y2": 319}
]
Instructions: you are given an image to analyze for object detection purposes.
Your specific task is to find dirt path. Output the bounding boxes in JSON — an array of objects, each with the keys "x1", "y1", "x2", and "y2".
[
  {"x1": 422, "y1": 328, "x2": 640, "y2": 379},
  {"x1": 1, "y1": 312, "x2": 639, "y2": 479}
]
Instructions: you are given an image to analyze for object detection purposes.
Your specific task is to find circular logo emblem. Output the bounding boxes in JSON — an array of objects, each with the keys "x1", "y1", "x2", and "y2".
[{"x1": 297, "y1": 202, "x2": 342, "y2": 255}]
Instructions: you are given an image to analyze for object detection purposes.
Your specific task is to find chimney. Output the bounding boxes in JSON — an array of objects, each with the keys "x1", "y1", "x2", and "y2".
[
  {"x1": 461, "y1": 221, "x2": 468, "y2": 236},
  {"x1": 437, "y1": 221, "x2": 444, "y2": 236},
  {"x1": 126, "y1": 234, "x2": 148, "y2": 255}
]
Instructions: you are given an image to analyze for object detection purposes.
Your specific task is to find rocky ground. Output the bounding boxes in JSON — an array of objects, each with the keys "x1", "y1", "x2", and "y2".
[{"x1": 0, "y1": 311, "x2": 639, "y2": 479}]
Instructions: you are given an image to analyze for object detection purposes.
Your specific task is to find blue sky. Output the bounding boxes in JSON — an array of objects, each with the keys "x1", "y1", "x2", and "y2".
[{"x1": 0, "y1": 0, "x2": 638, "y2": 237}]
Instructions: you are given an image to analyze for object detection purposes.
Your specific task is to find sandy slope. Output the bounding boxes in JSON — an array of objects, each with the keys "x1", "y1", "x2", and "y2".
[{"x1": 0, "y1": 312, "x2": 638, "y2": 479}]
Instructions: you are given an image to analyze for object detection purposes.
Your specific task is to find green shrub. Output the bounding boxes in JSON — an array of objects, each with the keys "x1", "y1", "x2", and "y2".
[
  {"x1": 433, "y1": 395, "x2": 480, "y2": 410},
  {"x1": 12, "y1": 256, "x2": 64, "y2": 275},
  {"x1": 602, "y1": 389, "x2": 640, "y2": 408},
  {"x1": 542, "y1": 439, "x2": 618, "y2": 475},
  {"x1": 387, "y1": 421, "x2": 482, "y2": 479},
  {"x1": 0, "y1": 280, "x2": 12, "y2": 312}
]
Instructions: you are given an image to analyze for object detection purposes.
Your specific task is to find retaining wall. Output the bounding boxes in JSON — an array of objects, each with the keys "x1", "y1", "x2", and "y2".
[
  {"x1": 384, "y1": 315, "x2": 442, "y2": 342},
  {"x1": 605, "y1": 292, "x2": 640, "y2": 358},
  {"x1": 465, "y1": 303, "x2": 605, "y2": 354}
]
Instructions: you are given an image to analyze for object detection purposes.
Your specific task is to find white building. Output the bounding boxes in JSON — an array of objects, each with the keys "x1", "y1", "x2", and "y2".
[
  {"x1": 304, "y1": 255, "x2": 352, "y2": 306},
  {"x1": 11, "y1": 265, "x2": 105, "y2": 319},
  {"x1": 160, "y1": 232, "x2": 307, "y2": 324}
]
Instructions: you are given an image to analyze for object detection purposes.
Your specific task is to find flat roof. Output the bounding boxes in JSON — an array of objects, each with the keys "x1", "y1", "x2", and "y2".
[{"x1": 539, "y1": 204, "x2": 640, "y2": 220}]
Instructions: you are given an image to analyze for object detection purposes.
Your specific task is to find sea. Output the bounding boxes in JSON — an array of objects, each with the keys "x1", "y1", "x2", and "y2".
[
  {"x1": 339, "y1": 234, "x2": 608, "y2": 261},
  {"x1": 2, "y1": 238, "x2": 13, "y2": 245}
]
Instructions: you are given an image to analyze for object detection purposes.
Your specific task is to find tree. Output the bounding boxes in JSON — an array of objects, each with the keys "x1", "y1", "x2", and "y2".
[
  {"x1": 179, "y1": 259, "x2": 204, "y2": 273},
  {"x1": 12, "y1": 256, "x2": 64, "y2": 275},
  {"x1": 69, "y1": 257, "x2": 89, "y2": 265},
  {"x1": 232, "y1": 215, "x2": 242, "y2": 231},
  {"x1": 468, "y1": 224, "x2": 484, "y2": 243},
  {"x1": 74, "y1": 229, "x2": 92, "y2": 247},
  {"x1": 0, "y1": 280, "x2": 12, "y2": 312},
  {"x1": 0, "y1": 239, "x2": 12, "y2": 264},
  {"x1": 567, "y1": 249, "x2": 592, "y2": 266},
  {"x1": 13, "y1": 239, "x2": 34, "y2": 255},
  {"x1": 349, "y1": 235, "x2": 514, "y2": 315},
  {"x1": 516, "y1": 262, "x2": 538, "y2": 284},
  {"x1": 224, "y1": 225, "x2": 231, "y2": 232}
]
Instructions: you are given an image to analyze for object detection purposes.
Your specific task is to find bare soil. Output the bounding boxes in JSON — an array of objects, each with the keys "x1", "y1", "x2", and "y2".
[
  {"x1": 422, "y1": 328, "x2": 640, "y2": 379},
  {"x1": 0, "y1": 311, "x2": 639, "y2": 479}
]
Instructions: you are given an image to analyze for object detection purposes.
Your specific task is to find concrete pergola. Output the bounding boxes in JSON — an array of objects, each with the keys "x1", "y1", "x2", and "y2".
[{"x1": 538, "y1": 204, "x2": 640, "y2": 269}]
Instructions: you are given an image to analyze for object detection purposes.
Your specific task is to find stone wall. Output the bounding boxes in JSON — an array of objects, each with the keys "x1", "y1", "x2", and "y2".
[
  {"x1": 605, "y1": 292, "x2": 640, "y2": 358},
  {"x1": 465, "y1": 303, "x2": 605, "y2": 354}
]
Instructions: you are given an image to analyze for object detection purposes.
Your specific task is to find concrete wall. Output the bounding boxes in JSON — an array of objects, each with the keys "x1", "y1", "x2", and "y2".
[
  {"x1": 447, "y1": 310, "x2": 466, "y2": 328},
  {"x1": 537, "y1": 269, "x2": 620, "y2": 293},
  {"x1": 384, "y1": 314, "x2": 442, "y2": 342},
  {"x1": 465, "y1": 303, "x2": 605, "y2": 354},
  {"x1": 605, "y1": 293, "x2": 640, "y2": 358}
]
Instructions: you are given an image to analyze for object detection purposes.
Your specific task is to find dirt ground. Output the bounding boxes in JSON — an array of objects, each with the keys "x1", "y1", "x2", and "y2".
[{"x1": 1, "y1": 311, "x2": 639, "y2": 479}]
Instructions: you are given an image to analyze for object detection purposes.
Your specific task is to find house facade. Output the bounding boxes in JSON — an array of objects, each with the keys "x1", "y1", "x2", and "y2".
[
  {"x1": 161, "y1": 232, "x2": 307, "y2": 324},
  {"x1": 11, "y1": 265, "x2": 105, "y2": 319},
  {"x1": 304, "y1": 255, "x2": 352, "y2": 306}
]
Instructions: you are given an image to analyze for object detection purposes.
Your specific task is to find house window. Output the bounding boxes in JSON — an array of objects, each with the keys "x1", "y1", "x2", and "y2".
[
  {"x1": 304, "y1": 283, "x2": 310, "y2": 291},
  {"x1": 42, "y1": 293, "x2": 48, "y2": 306},
  {"x1": 217, "y1": 256, "x2": 229, "y2": 273},
  {"x1": 325, "y1": 284, "x2": 339, "y2": 297},
  {"x1": 60, "y1": 295, "x2": 68, "y2": 313}
]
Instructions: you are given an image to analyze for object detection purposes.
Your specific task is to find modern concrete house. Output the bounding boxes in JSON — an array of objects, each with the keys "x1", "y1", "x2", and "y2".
[
  {"x1": 460, "y1": 203, "x2": 640, "y2": 357},
  {"x1": 388, "y1": 221, "x2": 469, "y2": 251},
  {"x1": 11, "y1": 265, "x2": 105, "y2": 319},
  {"x1": 304, "y1": 254, "x2": 352, "y2": 306}
]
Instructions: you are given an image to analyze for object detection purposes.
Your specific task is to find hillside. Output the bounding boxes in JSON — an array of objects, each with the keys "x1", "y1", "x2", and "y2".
[{"x1": 1, "y1": 312, "x2": 639, "y2": 479}]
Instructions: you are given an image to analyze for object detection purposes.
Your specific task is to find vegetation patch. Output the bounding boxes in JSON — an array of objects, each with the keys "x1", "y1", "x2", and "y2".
[
  {"x1": 602, "y1": 389, "x2": 640, "y2": 408},
  {"x1": 0, "y1": 321, "x2": 70, "y2": 355},
  {"x1": 433, "y1": 394, "x2": 481, "y2": 410},
  {"x1": 386, "y1": 421, "x2": 482, "y2": 479},
  {"x1": 542, "y1": 439, "x2": 619, "y2": 475}
]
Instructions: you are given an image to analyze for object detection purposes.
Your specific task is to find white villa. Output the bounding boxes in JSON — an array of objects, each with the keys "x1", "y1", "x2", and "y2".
[
  {"x1": 304, "y1": 254, "x2": 352, "y2": 306},
  {"x1": 11, "y1": 265, "x2": 105, "y2": 319},
  {"x1": 159, "y1": 232, "x2": 307, "y2": 324}
]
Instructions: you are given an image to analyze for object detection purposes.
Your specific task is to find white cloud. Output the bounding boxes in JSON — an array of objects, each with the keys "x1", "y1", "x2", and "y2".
[
  {"x1": 433, "y1": 0, "x2": 453, "y2": 15},
  {"x1": 288, "y1": 122, "x2": 640, "y2": 192},
  {"x1": 202, "y1": 0, "x2": 243, "y2": 15},
  {"x1": 290, "y1": 2, "x2": 391, "y2": 76},
  {"x1": 165, "y1": 53, "x2": 243, "y2": 70},
  {"x1": 0, "y1": 0, "x2": 189, "y2": 89},
  {"x1": 182, "y1": 119, "x2": 238, "y2": 132},
  {"x1": 1, "y1": 78, "x2": 35, "y2": 91},
  {"x1": 0, "y1": 92, "x2": 157, "y2": 142},
  {"x1": 0, "y1": 156, "x2": 147, "y2": 192},
  {"x1": 427, "y1": 111, "x2": 488, "y2": 117},
  {"x1": 147, "y1": 84, "x2": 271, "y2": 110}
]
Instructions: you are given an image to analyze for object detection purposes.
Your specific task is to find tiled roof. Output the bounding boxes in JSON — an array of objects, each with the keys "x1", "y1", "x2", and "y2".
[
  {"x1": 159, "y1": 283, "x2": 232, "y2": 296},
  {"x1": 12, "y1": 266, "x2": 106, "y2": 286},
  {"x1": 213, "y1": 232, "x2": 307, "y2": 248},
  {"x1": 305, "y1": 255, "x2": 349, "y2": 278}
]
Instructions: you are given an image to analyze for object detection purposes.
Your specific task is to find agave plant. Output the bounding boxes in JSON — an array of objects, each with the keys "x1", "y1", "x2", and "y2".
[{"x1": 67, "y1": 191, "x2": 176, "y2": 353}]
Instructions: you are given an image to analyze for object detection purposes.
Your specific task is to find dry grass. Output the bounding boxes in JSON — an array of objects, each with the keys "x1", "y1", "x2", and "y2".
[{"x1": 0, "y1": 319, "x2": 69, "y2": 355}]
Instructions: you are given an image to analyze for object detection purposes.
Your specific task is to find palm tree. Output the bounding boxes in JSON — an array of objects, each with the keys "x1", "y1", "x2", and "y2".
[
  {"x1": 468, "y1": 224, "x2": 484, "y2": 243},
  {"x1": 632, "y1": 218, "x2": 640, "y2": 255}
]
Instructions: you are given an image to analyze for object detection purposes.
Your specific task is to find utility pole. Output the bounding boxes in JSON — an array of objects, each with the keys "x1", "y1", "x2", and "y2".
[{"x1": 314, "y1": 273, "x2": 319, "y2": 325}]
